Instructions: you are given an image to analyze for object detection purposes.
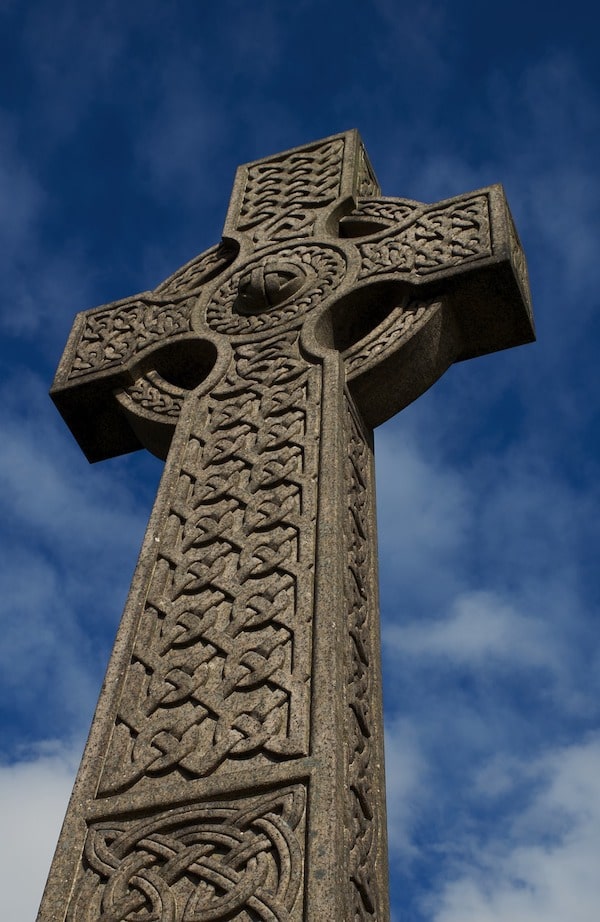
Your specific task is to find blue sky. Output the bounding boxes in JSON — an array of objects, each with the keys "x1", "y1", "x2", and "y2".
[{"x1": 1, "y1": 1, "x2": 599, "y2": 920}]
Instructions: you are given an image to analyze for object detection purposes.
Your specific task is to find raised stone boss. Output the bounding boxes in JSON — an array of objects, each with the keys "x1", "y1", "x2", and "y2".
[{"x1": 41, "y1": 131, "x2": 534, "y2": 922}]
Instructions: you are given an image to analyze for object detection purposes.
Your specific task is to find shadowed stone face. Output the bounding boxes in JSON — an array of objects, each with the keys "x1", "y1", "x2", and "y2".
[{"x1": 41, "y1": 130, "x2": 534, "y2": 922}]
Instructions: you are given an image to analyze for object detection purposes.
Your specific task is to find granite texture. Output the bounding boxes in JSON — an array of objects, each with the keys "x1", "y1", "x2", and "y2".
[{"x1": 41, "y1": 130, "x2": 534, "y2": 922}]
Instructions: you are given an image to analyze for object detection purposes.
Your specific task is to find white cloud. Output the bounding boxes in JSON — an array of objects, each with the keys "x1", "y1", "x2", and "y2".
[
  {"x1": 0, "y1": 370, "x2": 156, "y2": 555},
  {"x1": 0, "y1": 742, "x2": 80, "y2": 922},
  {"x1": 0, "y1": 369, "x2": 160, "y2": 740}
]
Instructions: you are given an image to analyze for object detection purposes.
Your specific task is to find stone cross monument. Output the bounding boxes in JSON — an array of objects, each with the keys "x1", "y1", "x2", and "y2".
[{"x1": 40, "y1": 131, "x2": 534, "y2": 922}]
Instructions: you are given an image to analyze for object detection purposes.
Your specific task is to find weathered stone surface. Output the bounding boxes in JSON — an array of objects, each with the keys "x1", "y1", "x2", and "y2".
[{"x1": 41, "y1": 130, "x2": 534, "y2": 922}]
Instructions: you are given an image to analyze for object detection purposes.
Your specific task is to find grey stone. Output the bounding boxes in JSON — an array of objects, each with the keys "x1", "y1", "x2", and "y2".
[{"x1": 40, "y1": 130, "x2": 534, "y2": 922}]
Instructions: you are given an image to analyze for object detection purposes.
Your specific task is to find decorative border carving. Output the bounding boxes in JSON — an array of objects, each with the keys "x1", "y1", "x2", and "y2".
[
  {"x1": 344, "y1": 393, "x2": 378, "y2": 921},
  {"x1": 155, "y1": 243, "x2": 237, "y2": 300},
  {"x1": 506, "y1": 210, "x2": 533, "y2": 317},
  {"x1": 344, "y1": 298, "x2": 439, "y2": 381},
  {"x1": 120, "y1": 371, "x2": 184, "y2": 420},
  {"x1": 356, "y1": 145, "x2": 380, "y2": 198}
]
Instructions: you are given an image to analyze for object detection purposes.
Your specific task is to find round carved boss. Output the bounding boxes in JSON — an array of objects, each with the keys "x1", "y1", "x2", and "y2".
[{"x1": 197, "y1": 243, "x2": 347, "y2": 337}]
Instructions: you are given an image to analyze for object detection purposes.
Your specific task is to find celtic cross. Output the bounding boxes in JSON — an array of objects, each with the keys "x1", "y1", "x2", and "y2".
[{"x1": 40, "y1": 131, "x2": 534, "y2": 922}]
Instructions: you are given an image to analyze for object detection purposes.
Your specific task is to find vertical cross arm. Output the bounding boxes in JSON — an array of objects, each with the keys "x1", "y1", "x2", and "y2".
[{"x1": 222, "y1": 129, "x2": 380, "y2": 247}]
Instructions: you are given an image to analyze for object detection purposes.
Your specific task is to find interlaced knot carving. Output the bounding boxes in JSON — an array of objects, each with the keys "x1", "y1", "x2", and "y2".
[
  {"x1": 100, "y1": 332, "x2": 318, "y2": 793},
  {"x1": 237, "y1": 138, "x2": 345, "y2": 231},
  {"x1": 69, "y1": 786, "x2": 306, "y2": 922}
]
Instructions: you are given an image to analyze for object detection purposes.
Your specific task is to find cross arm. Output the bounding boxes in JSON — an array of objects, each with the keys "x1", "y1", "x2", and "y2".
[
  {"x1": 50, "y1": 243, "x2": 234, "y2": 462},
  {"x1": 353, "y1": 184, "x2": 534, "y2": 359},
  {"x1": 335, "y1": 184, "x2": 535, "y2": 428}
]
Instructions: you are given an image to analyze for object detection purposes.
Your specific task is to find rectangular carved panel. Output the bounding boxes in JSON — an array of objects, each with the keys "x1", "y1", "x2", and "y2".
[{"x1": 100, "y1": 333, "x2": 320, "y2": 794}]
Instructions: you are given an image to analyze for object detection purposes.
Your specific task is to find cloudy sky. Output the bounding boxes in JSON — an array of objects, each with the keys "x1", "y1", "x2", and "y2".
[{"x1": 1, "y1": 1, "x2": 599, "y2": 920}]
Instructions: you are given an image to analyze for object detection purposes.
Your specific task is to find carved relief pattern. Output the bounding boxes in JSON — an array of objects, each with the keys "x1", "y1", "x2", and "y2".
[
  {"x1": 237, "y1": 138, "x2": 345, "y2": 234},
  {"x1": 100, "y1": 332, "x2": 318, "y2": 794},
  {"x1": 70, "y1": 299, "x2": 193, "y2": 378},
  {"x1": 120, "y1": 371, "x2": 184, "y2": 419},
  {"x1": 68, "y1": 785, "x2": 306, "y2": 922},
  {"x1": 344, "y1": 394, "x2": 378, "y2": 921},
  {"x1": 69, "y1": 244, "x2": 235, "y2": 379},
  {"x1": 357, "y1": 193, "x2": 492, "y2": 279},
  {"x1": 507, "y1": 212, "x2": 532, "y2": 313},
  {"x1": 344, "y1": 298, "x2": 439, "y2": 381},
  {"x1": 204, "y1": 243, "x2": 346, "y2": 336}
]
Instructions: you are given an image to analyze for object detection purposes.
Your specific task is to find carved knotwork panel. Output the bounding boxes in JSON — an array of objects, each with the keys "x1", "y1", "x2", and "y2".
[
  {"x1": 100, "y1": 332, "x2": 319, "y2": 794},
  {"x1": 236, "y1": 137, "x2": 345, "y2": 234},
  {"x1": 357, "y1": 193, "x2": 492, "y2": 279},
  {"x1": 68, "y1": 785, "x2": 306, "y2": 922}
]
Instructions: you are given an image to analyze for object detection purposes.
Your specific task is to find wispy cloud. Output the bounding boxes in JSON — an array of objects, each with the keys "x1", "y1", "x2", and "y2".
[
  {"x1": 428, "y1": 738, "x2": 600, "y2": 922},
  {"x1": 384, "y1": 590, "x2": 559, "y2": 669}
]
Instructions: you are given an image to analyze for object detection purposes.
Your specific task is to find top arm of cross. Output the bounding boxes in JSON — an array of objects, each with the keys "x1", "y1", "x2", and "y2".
[{"x1": 51, "y1": 130, "x2": 534, "y2": 461}]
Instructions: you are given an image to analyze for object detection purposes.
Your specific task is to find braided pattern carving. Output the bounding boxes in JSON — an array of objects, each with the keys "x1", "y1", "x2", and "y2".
[
  {"x1": 121, "y1": 371, "x2": 184, "y2": 419},
  {"x1": 357, "y1": 193, "x2": 492, "y2": 279},
  {"x1": 344, "y1": 394, "x2": 378, "y2": 921},
  {"x1": 507, "y1": 213, "x2": 532, "y2": 313},
  {"x1": 99, "y1": 332, "x2": 318, "y2": 794},
  {"x1": 347, "y1": 198, "x2": 420, "y2": 227},
  {"x1": 69, "y1": 785, "x2": 306, "y2": 922},
  {"x1": 204, "y1": 243, "x2": 346, "y2": 336},
  {"x1": 237, "y1": 138, "x2": 345, "y2": 233},
  {"x1": 344, "y1": 299, "x2": 439, "y2": 381}
]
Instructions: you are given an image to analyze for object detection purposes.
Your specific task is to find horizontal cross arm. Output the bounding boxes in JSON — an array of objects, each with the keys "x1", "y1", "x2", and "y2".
[
  {"x1": 50, "y1": 293, "x2": 197, "y2": 461},
  {"x1": 353, "y1": 184, "x2": 534, "y2": 361}
]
